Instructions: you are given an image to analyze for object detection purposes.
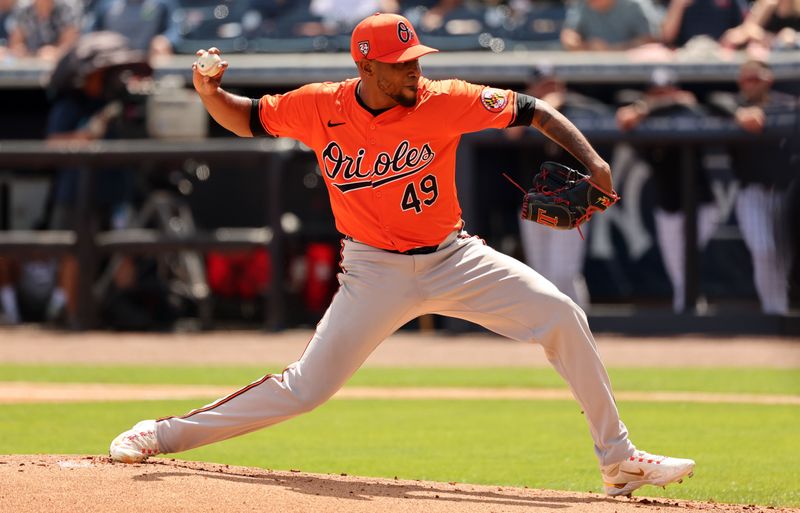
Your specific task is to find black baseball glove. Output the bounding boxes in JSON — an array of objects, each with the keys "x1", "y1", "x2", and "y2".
[{"x1": 521, "y1": 161, "x2": 619, "y2": 230}]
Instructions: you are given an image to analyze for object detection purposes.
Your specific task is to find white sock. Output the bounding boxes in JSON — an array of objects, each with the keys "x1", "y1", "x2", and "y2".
[
  {"x1": 46, "y1": 288, "x2": 67, "y2": 321},
  {"x1": 1, "y1": 285, "x2": 20, "y2": 324}
]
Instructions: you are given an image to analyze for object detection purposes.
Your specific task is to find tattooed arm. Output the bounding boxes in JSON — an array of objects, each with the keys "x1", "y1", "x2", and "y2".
[{"x1": 531, "y1": 99, "x2": 613, "y2": 192}]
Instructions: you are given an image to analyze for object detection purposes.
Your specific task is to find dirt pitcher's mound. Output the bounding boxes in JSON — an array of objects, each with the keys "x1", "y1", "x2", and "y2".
[{"x1": 1, "y1": 455, "x2": 796, "y2": 513}]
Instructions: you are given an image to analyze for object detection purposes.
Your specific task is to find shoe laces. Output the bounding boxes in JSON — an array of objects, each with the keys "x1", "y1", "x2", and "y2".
[
  {"x1": 629, "y1": 450, "x2": 667, "y2": 465},
  {"x1": 124, "y1": 427, "x2": 158, "y2": 455}
]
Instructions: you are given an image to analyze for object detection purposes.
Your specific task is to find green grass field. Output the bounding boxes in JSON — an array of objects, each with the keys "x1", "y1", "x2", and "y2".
[
  {"x1": 2, "y1": 364, "x2": 799, "y2": 394},
  {"x1": 1, "y1": 364, "x2": 798, "y2": 507}
]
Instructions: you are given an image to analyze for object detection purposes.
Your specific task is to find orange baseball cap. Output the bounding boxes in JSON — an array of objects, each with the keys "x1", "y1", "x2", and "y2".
[{"x1": 351, "y1": 13, "x2": 438, "y2": 63}]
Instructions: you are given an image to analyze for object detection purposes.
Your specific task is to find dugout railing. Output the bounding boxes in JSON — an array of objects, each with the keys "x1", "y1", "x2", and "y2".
[
  {"x1": 0, "y1": 138, "x2": 301, "y2": 331},
  {"x1": 4, "y1": 50, "x2": 800, "y2": 89}
]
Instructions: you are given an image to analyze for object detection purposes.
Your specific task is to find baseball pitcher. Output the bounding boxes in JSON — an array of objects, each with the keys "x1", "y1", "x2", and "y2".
[{"x1": 110, "y1": 13, "x2": 695, "y2": 497}]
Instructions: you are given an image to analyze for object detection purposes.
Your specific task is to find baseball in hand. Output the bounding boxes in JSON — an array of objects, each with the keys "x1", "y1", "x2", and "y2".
[{"x1": 196, "y1": 51, "x2": 222, "y2": 76}]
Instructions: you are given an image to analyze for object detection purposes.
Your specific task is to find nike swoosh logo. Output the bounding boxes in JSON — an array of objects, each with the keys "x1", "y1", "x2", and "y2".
[
  {"x1": 621, "y1": 469, "x2": 645, "y2": 477},
  {"x1": 327, "y1": 120, "x2": 346, "y2": 127}
]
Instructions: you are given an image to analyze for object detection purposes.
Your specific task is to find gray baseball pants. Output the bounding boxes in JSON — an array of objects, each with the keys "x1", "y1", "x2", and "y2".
[{"x1": 157, "y1": 230, "x2": 635, "y2": 466}]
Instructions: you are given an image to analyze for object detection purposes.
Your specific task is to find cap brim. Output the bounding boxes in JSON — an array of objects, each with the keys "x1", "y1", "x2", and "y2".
[{"x1": 374, "y1": 45, "x2": 438, "y2": 63}]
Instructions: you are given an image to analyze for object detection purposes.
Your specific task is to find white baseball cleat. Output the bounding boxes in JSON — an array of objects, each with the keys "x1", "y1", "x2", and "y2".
[
  {"x1": 109, "y1": 420, "x2": 160, "y2": 463},
  {"x1": 601, "y1": 450, "x2": 695, "y2": 497}
]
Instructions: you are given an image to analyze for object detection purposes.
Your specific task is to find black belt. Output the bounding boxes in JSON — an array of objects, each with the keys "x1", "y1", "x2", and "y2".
[{"x1": 344, "y1": 236, "x2": 439, "y2": 255}]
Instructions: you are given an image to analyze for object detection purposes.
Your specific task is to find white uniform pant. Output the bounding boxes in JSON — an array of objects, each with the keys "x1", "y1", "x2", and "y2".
[
  {"x1": 518, "y1": 218, "x2": 590, "y2": 310},
  {"x1": 654, "y1": 206, "x2": 719, "y2": 312},
  {"x1": 735, "y1": 185, "x2": 790, "y2": 314},
  {"x1": 157, "y1": 232, "x2": 635, "y2": 467}
]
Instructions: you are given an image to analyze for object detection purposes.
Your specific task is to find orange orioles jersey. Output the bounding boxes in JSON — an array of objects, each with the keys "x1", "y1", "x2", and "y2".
[{"x1": 255, "y1": 77, "x2": 523, "y2": 252}]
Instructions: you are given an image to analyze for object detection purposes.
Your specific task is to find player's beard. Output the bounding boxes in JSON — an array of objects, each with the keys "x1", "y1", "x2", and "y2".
[
  {"x1": 392, "y1": 88, "x2": 418, "y2": 107},
  {"x1": 378, "y1": 78, "x2": 417, "y2": 107}
]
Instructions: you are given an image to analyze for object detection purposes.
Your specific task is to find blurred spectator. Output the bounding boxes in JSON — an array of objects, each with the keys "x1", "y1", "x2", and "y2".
[
  {"x1": 86, "y1": 0, "x2": 179, "y2": 57},
  {"x1": 560, "y1": 0, "x2": 660, "y2": 51},
  {"x1": 8, "y1": 0, "x2": 81, "y2": 61},
  {"x1": 411, "y1": 0, "x2": 462, "y2": 33},
  {"x1": 310, "y1": 0, "x2": 399, "y2": 29},
  {"x1": 0, "y1": 0, "x2": 15, "y2": 52},
  {"x1": 294, "y1": 0, "x2": 399, "y2": 36},
  {"x1": 707, "y1": 59, "x2": 797, "y2": 314},
  {"x1": 238, "y1": 0, "x2": 288, "y2": 38},
  {"x1": 660, "y1": 0, "x2": 747, "y2": 48},
  {"x1": 45, "y1": 31, "x2": 151, "y2": 326},
  {"x1": 510, "y1": 64, "x2": 613, "y2": 310},
  {"x1": 721, "y1": 0, "x2": 800, "y2": 50},
  {"x1": 616, "y1": 67, "x2": 719, "y2": 312}
]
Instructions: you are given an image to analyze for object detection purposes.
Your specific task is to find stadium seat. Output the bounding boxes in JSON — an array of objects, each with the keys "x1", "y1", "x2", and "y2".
[
  {"x1": 173, "y1": 0, "x2": 259, "y2": 53},
  {"x1": 407, "y1": 4, "x2": 487, "y2": 52},
  {"x1": 510, "y1": 3, "x2": 567, "y2": 45}
]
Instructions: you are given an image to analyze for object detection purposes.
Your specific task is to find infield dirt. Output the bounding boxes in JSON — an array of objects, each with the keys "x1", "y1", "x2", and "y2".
[{"x1": 3, "y1": 455, "x2": 799, "y2": 513}]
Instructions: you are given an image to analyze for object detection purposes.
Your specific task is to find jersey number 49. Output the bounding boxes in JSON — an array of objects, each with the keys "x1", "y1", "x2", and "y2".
[{"x1": 401, "y1": 174, "x2": 439, "y2": 214}]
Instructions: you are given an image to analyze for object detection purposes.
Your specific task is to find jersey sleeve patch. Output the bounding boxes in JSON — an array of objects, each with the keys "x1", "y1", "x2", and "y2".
[{"x1": 480, "y1": 87, "x2": 509, "y2": 113}]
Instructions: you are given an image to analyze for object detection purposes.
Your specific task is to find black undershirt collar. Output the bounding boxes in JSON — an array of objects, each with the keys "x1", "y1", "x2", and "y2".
[{"x1": 355, "y1": 81, "x2": 393, "y2": 117}]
